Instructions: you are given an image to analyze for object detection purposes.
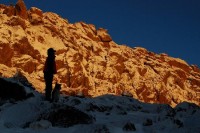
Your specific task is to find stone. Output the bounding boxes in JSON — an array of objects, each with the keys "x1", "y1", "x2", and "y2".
[
  {"x1": 28, "y1": 7, "x2": 43, "y2": 25},
  {"x1": 123, "y1": 122, "x2": 136, "y2": 131},
  {"x1": 143, "y1": 118, "x2": 153, "y2": 126},
  {"x1": 29, "y1": 7, "x2": 43, "y2": 17},
  {"x1": 97, "y1": 28, "x2": 112, "y2": 42},
  {"x1": 0, "y1": 77, "x2": 27, "y2": 101},
  {"x1": 3, "y1": 5, "x2": 15, "y2": 17},
  {"x1": 29, "y1": 120, "x2": 52, "y2": 130},
  {"x1": 7, "y1": 16, "x2": 27, "y2": 29},
  {"x1": 40, "y1": 106, "x2": 94, "y2": 127},
  {"x1": 29, "y1": 13, "x2": 43, "y2": 25},
  {"x1": 0, "y1": 43, "x2": 14, "y2": 67},
  {"x1": 15, "y1": 0, "x2": 28, "y2": 19}
]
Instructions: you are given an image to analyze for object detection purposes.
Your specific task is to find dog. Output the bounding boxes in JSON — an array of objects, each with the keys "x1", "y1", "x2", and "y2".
[{"x1": 52, "y1": 83, "x2": 61, "y2": 102}]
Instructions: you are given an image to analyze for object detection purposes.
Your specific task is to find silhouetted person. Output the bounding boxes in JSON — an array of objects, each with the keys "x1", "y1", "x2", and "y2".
[{"x1": 43, "y1": 48, "x2": 57, "y2": 101}]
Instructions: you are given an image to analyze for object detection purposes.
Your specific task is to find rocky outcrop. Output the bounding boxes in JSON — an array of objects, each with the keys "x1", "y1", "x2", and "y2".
[
  {"x1": 0, "y1": 77, "x2": 27, "y2": 101},
  {"x1": 7, "y1": 16, "x2": 27, "y2": 29},
  {"x1": 0, "y1": 2, "x2": 199, "y2": 107},
  {"x1": 123, "y1": 122, "x2": 136, "y2": 131},
  {"x1": 28, "y1": 7, "x2": 43, "y2": 25},
  {"x1": 3, "y1": 5, "x2": 15, "y2": 17},
  {"x1": 97, "y1": 28, "x2": 112, "y2": 42},
  {"x1": 2, "y1": 0, "x2": 28, "y2": 19},
  {"x1": 39, "y1": 105, "x2": 94, "y2": 127},
  {"x1": 0, "y1": 43, "x2": 14, "y2": 67},
  {"x1": 15, "y1": 0, "x2": 28, "y2": 19}
]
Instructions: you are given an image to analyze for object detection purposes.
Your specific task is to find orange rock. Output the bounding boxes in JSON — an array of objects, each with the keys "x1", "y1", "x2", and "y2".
[
  {"x1": 97, "y1": 28, "x2": 112, "y2": 42},
  {"x1": 0, "y1": 3, "x2": 199, "y2": 107},
  {"x1": 29, "y1": 7, "x2": 43, "y2": 17},
  {"x1": 3, "y1": 5, "x2": 16, "y2": 17},
  {"x1": 0, "y1": 43, "x2": 14, "y2": 67},
  {"x1": 15, "y1": 0, "x2": 28, "y2": 19}
]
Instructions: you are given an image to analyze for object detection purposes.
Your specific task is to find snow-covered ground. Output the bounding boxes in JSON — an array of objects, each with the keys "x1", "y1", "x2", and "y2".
[{"x1": 0, "y1": 78, "x2": 200, "y2": 133}]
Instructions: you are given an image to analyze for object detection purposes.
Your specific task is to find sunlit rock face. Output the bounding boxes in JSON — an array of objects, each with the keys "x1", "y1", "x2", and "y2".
[
  {"x1": 0, "y1": 0, "x2": 199, "y2": 107},
  {"x1": 15, "y1": 0, "x2": 28, "y2": 19}
]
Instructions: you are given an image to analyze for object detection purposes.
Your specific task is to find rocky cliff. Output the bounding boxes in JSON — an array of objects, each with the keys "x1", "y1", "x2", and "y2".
[{"x1": 0, "y1": 0, "x2": 200, "y2": 107}]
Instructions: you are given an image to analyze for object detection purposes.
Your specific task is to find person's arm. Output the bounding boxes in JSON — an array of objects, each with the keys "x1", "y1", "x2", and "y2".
[{"x1": 53, "y1": 61, "x2": 57, "y2": 74}]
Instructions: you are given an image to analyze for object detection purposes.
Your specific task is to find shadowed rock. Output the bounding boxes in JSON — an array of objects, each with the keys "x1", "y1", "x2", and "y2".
[
  {"x1": 40, "y1": 105, "x2": 94, "y2": 127},
  {"x1": 123, "y1": 122, "x2": 136, "y2": 131},
  {"x1": 0, "y1": 77, "x2": 27, "y2": 101}
]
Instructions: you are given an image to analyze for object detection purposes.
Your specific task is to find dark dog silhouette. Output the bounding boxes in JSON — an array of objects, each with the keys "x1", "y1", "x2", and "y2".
[{"x1": 52, "y1": 83, "x2": 61, "y2": 102}]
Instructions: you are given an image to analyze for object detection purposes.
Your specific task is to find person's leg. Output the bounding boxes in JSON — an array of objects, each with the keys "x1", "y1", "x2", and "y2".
[{"x1": 44, "y1": 74, "x2": 53, "y2": 101}]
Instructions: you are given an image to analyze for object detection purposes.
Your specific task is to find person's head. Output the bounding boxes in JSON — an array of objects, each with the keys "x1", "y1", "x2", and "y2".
[{"x1": 47, "y1": 48, "x2": 56, "y2": 57}]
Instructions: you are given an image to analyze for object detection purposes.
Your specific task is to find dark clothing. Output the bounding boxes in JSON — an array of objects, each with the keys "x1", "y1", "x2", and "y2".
[
  {"x1": 43, "y1": 55, "x2": 57, "y2": 101},
  {"x1": 44, "y1": 73, "x2": 53, "y2": 101},
  {"x1": 43, "y1": 56, "x2": 57, "y2": 74}
]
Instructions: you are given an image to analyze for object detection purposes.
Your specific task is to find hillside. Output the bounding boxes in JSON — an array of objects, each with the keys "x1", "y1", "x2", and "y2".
[
  {"x1": 0, "y1": 0, "x2": 200, "y2": 107},
  {"x1": 0, "y1": 77, "x2": 200, "y2": 133}
]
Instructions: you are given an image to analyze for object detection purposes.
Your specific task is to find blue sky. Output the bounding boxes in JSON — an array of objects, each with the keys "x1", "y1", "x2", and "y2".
[{"x1": 2, "y1": 0, "x2": 200, "y2": 66}]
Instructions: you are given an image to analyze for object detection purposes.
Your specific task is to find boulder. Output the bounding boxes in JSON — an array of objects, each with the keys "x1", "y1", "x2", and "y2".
[
  {"x1": 15, "y1": 0, "x2": 28, "y2": 19},
  {"x1": 28, "y1": 7, "x2": 43, "y2": 25},
  {"x1": 0, "y1": 43, "x2": 14, "y2": 67},
  {"x1": 29, "y1": 120, "x2": 52, "y2": 130},
  {"x1": 0, "y1": 77, "x2": 27, "y2": 101},
  {"x1": 0, "y1": 4, "x2": 7, "y2": 12},
  {"x1": 143, "y1": 118, "x2": 153, "y2": 126},
  {"x1": 40, "y1": 105, "x2": 94, "y2": 127},
  {"x1": 13, "y1": 70, "x2": 33, "y2": 88},
  {"x1": 7, "y1": 16, "x2": 26, "y2": 29},
  {"x1": 3, "y1": 5, "x2": 15, "y2": 17},
  {"x1": 97, "y1": 28, "x2": 112, "y2": 42},
  {"x1": 93, "y1": 125, "x2": 110, "y2": 133},
  {"x1": 123, "y1": 122, "x2": 136, "y2": 131},
  {"x1": 29, "y1": 7, "x2": 43, "y2": 17},
  {"x1": 29, "y1": 13, "x2": 43, "y2": 25}
]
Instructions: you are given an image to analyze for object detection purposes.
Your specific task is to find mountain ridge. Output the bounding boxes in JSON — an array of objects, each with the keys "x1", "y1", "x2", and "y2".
[{"x1": 0, "y1": 0, "x2": 200, "y2": 107}]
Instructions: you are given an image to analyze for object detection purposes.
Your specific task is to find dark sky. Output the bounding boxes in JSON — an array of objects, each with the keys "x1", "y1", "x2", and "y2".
[{"x1": 2, "y1": 0, "x2": 200, "y2": 66}]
